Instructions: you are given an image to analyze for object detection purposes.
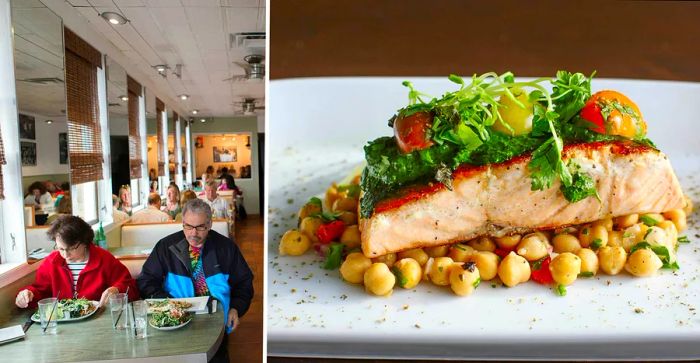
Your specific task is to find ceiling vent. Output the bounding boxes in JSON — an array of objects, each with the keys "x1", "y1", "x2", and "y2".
[
  {"x1": 231, "y1": 32, "x2": 265, "y2": 50},
  {"x1": 18, "y1": 77, "x2": 64, "y2": 84}
]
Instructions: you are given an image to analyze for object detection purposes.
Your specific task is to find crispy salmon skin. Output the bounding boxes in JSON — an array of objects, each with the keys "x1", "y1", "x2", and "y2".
[{"x1": 360, "y1": 141, "x2": 684, "y2": 257}]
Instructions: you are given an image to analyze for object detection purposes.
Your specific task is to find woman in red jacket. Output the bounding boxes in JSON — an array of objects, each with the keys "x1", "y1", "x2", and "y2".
[{"x1": 15, "y1": 215, "x2": 139, "y2": 308}]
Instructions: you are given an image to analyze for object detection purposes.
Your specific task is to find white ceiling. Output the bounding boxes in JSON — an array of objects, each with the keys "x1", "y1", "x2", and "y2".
[{"x1": 67, "y1": 0, "x2": 265, "y2": 118}]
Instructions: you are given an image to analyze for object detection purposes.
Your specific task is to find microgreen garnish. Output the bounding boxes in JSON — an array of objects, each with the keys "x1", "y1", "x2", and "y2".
[
  {"x1": 639, "y1": 215, "x2": 659, "y2": 226},
  {"x1": 678, "y1": 235, "x2": 690, "y2": 244},
  {"x1": 311, "y1": 211, "x2": 343, "y2": 222}
]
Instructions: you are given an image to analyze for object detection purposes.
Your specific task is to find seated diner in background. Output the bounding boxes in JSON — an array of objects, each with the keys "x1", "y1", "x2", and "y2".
[
  {"x1": 131, "y1": 193, "x2": 171, "y2": 223},
  {"x1": 201, "y1": 165, "x2": 215, "y2": 186},
  {"x1": 162, "y1": 183, "x2": 181, "y2": 220},
  {"x1": 45, "y1": 194, "x2": 72, "y2": 225},
  {"x1": 112, "y1": 194, "x2": 130, "y2": 223},
  {"x1": 137, "y1": 198, "x2": 253, "y2": 362},
  {"x1": 118, "y1": 184, "x2": 132, "y2": 215},
  {"x1": 204, "y1": 180, "x2": 231, "y2": 219},
  {"x1": 24, "y1": 181, "x2": 53, "y2": 210},
  {"x1": 15, "y1": 215, "x2": 139, "y2": 308},
  {"x1": 175, "y1": 189, "x2": 198, "y2": 221}
]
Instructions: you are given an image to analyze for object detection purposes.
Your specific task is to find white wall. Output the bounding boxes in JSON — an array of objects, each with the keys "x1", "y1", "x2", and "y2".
[
  {"x1": 19, "y1": 112, "x2": 69, "y2": 177},
  {"x1": 108, "y1": 115, "x2": 128, "y2": 136}
]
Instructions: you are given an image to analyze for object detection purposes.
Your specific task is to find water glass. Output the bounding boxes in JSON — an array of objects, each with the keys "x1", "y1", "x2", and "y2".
[
  {"x1": 109, "y1": 293, "x2": 128, "y2": 330},
  {"x1": 37, "y1": 297, "x2": 59, "y2": 335},
  {"x1": 128, "y1": 300, "x2": 148, "y2": 339}
]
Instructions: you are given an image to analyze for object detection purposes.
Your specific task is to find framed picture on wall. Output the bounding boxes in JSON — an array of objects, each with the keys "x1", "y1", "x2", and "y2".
[
  {"x1": 59, "y1": 132, "x2": 68, "y2": 164},
  {"x1": 195, "y1": 136, "x2": 204, "y2": 148},
  {"x1": 213, "y1": 146, "x2": 237, "y2": 163},
  {"x1": 21, "y1": 141, "x2": 37, "y2": 166},
  {"x1": 18, "y1": 113, "x2": 36, "y2": 140}
]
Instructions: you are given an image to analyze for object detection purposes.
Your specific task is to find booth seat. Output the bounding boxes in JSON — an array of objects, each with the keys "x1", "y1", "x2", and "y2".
[
  {"x1": 25, "y1": 226, "x2": 52, "y2": 254},
  {"x1": 120, "y1": 219, "x2": 229, "y2": 248}
]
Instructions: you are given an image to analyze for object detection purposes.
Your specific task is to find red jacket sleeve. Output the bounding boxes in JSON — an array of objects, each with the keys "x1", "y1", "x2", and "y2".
[
  {"x1": 104, "y1": 253, "x2": 140, "y2": 301},
  {"x1": 20, "y1": 259, "x2": 55, "y2": 308}
]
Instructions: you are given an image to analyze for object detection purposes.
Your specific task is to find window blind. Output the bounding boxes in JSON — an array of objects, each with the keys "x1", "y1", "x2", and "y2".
[
  {"x1": 64, "y1": 28, "x2": 104, "y2": 185},
  {"x1": 0, "y1": 126, "x2": 6, "y2": 199},
  {"x1": 127, "y1": 75, "x2": 142, "y2": 179},
  {"x1": 173, "y1": 111, "x2": 180, "y2": 175}
]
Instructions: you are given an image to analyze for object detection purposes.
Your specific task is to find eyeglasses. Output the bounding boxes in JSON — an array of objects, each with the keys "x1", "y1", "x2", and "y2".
[
  {"x1": 183, "y1": 223, "x2": 209, "y2": 232},
  {"x1": 53, "y1": 243, "x2": 81, "y2": 253}
]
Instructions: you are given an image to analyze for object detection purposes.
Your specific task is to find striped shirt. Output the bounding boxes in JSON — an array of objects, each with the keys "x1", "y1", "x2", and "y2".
[{"x1": 67, "y1": 261, "x2": 88, "y2": 291}]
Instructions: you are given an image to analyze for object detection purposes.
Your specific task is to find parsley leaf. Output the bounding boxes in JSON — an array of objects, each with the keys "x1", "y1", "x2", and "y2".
[
  {"x1": 527, "y1": 112, "x2": 572, "y2": 191},
  {"x1": 323, "y1": 242, "x2": 344, "y2": 270},
  {"x1": 639, "y1": 215, "x2": 659, "y2": 227},
  {"x1": 391, "y1": 266, "x2": 409, "y2": 288},
  {"x1": 678, "y1": 235, "x2": 690, "y2": 244},
  {"x1": 311, "y1": 211, "x2": 342, "y2": 222},
  {"x1": 555, "y1": 284, "x2": 567, "y2": 297},
  {"x1": 561, "y1": 170, "x2": 599, "y2": 203},
  {"x1": 578, "y1": 271, "x2": 594, "y2": 278}
]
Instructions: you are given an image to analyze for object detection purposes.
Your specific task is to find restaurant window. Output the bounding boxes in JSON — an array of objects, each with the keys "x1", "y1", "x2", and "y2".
[
  {"x1": 128, "y1": 75, "x2": 143, "y2": 208},
  {"x1": 64, "y1": 28, "x2": 103, "y2": 225}
]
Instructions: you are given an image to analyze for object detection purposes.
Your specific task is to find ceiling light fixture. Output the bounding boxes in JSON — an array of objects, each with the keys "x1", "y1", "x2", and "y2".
[
  {"x1": 179, "y1": 94, "x2": 189, "y2": 100},
  {"x1": 45, "y1": 120, "x2": 53, "y2": 124},
  {"x1": 119, "y1": 95, "x2": 128, "y2": 101},
  {"x1": 191, "y1": 110, "x2": 199, "y2": 115},
  {"x1": 100, "y1": 12, "x2": 129, "y2": 25},
  {"x1": 153, "y1": 64, "x2": 169, "y2": 77},
  {"x1": 200, "y1": 118, "x2": 206, "y2": 123}
]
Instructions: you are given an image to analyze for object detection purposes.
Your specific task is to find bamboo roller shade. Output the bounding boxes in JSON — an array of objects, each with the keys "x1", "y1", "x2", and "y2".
[
  {"x1": 173, "y1": 111, "x2": 180, "y2": 175},
  {"x1": 156, "y1": 97, "x2": 165, "y2": 176},
  {"x1": 127, "y1": 75, "x2": 142, "y2": 179},
  {"x1": 64, "y1": 28, "x2": 104, "y2": 186}
]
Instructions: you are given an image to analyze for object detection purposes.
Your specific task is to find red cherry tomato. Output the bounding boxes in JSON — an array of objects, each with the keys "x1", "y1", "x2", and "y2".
[
  {"x1": 579, "y1": 100, "x2": 605, "y2": 134},
  {"x1": 316, "y1": 220, "x2": 346, "y2": 244},
  {"x1": 531, "y1": 256, "x2": 554, "y2": 285},
  {"x1": 393, "y1": 111, "x2": 435, "y2": 153}
]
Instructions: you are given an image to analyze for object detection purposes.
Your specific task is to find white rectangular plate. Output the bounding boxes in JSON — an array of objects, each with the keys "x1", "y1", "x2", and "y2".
[{"x1": 267, "y1": 76, "x2": 700, "y2": 360}]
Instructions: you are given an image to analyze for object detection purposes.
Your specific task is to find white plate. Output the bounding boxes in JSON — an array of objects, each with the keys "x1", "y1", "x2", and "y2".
[
  {"x1": 145, "y1": 297, "x2": 214, "y2": 315},
  {"x1": 148, "y1": 316, "x2": 192, "y2": 331},
  {"x1": 31, "y1": 300, "x2": 99, "y2": 323},
  {"x1": 267, "y1": 77, "x2": 700, "y2": 360}
]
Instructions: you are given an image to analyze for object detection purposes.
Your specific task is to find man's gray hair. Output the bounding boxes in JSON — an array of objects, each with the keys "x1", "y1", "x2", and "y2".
[{"x1": 182, "y1": 198, "x2": 213, "y2": 223}]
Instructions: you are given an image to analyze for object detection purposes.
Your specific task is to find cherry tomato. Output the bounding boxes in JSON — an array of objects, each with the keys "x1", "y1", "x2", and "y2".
[
  {"x1": 530, "y1": 256, "x2": 554, "y2": 285},
  {"x1": 579, "y1": 90, "x2": 646, "y2": 139},
  {"x1": 393, "y1": 111, "x2": 435, "y2": 153},
  {"x1": 494, "y1": 89, "x2": 534, "y2": 136},
  {"x1": 316, "y1": 220, "x2": 346, "y2": 244}
]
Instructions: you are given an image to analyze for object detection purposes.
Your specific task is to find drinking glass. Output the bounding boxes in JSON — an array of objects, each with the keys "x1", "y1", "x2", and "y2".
[
  {"x1": 129, "y1": 300, "x2": 148, "y2": 339},
  {"x1": 37, "y1": 297, "x2": 59, "y2": 335},
  {"x1": 109, "y1": 293, "x2": 128, "y2": 330}
]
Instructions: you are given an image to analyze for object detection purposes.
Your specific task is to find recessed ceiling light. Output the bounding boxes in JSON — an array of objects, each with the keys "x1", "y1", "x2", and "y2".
[
  {"x1": 100, "y1": 12, "x2": 129, "y2": 25},
  {"x1": 191, "y1": 110, "x2": 199, "y2": 115},
  {"x1": 179, "y1": 94, "x2": 189, "y2": 100},
  {"x1": 200, "y1": 118, "x2": 206, "y2": 123},
  {"x1": 119, "y1": 95, "x2": 128, "y2": 101},
  {"x1": 45, "y1": 120, "x2": 53, "y2": 124},
  {"x1": 153, "y1": 64, "x2": 168, "y2": 73}
]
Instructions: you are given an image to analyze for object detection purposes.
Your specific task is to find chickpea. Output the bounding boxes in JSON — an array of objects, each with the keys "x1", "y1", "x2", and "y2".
[
  {"x1": 449, "y1": 262, "x2": 481, "y2": 296},
  {"x1": 279, "y1": 229, "x2": 311, "y2": 256},
  {"x1": 325, "y1": 184, "x2": 340, "y2": 210},
  {"x1": 644, "y1": 226, "x2": 669, "y2": 249},
  {"x1": 592, "y1": 217, "x2": 614, "y2": 232},
  {"x1": 683, "y1": 195, "x2": 694, "y2": 215},
  {"x1": 398, "y1": 248, "x2": 429, "y2": 266},
  {"x1": 467, "y1": 236, "x2": 496, "y2": 252},
  {"x1": 625, "y1": 248, "x2": 663, "y2": 277},
  {"x1": 494, "y1": 234, "x2": 521, "y2": 250},
  {"x1": 332, "y1": 197, "x2": 358, "y2": 213},
  {"x1": 575, "y1": 248, "x2": 598, "y2": 276},
  {"x1": 549, "y1": 252, "x2": 581, "y2": 286},
  {"x1": 298, "y1": 201, "x2": 322, "y2": 222},
  {"x1": 497, "y1": 252, "x2": 531, "y2": 287},
  {"x1": 300, "y1": 216, "x2": 323, "y2": 243},
  {"x1": 614, "y1": 214, "x2": 638, "y2": 229},
  {"x1": 588, "y1": 225, "x2": 609, "y2": 250},
  {"x1": 392, "y1": 258, "x2": 422, "y2": 289},
  {"x1": 372, "y1": 252, "x2": 397, "y2": 268},
  {"x1": 516, "y1": 233, "x2": 549, "y2": 261},
  {"x1": 337, "y1": 211, "x2": 358, "y2": 226},
  {"x1": 607, "y1": 230, "x2": 623, "y2": 248},
  {"x1": 467, "y1": 251, "x2": 499, "y2": 280},
  {"x1": 339, "y1": 252, "x2": 372, "y2": 284},
  {"x1": 597, "y1": 246, "x2": 627, "y2": 275},
  {"x1": 428, "y1": 257, "x2": 454, "y2": 286},
  {"x1": 578, "y1": 224, "x2": 593, "y2": 247},
  {"x1": 657, "y1": 220, "x2": 679, "y2": 249},
  {"x1": 622, "y1": 223, "x2": 649, "y2": 251},
  {"x1": 663, "y1": 209, "x2": 687, "y2": 232},
  {"x1": 425, "y1": 245, "x2": 450, "y2": 258},
  {"x1": 448, "y1": 243, "x2": 476, "y2": 262},
  {"x1": 364, "y1": 263, "x2": 395, "y2": 296},
  {"x1": 340, "y1": 225, "x2": 361, "y2": 249},
  {"x1": 552, "y1": 233, "x2": 581, "y2": 254}
]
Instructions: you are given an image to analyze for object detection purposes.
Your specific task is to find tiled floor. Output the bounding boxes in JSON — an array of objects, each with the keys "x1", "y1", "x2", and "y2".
[{"x1": 229, "y1": 215, "x2": 264, "y2": 363}]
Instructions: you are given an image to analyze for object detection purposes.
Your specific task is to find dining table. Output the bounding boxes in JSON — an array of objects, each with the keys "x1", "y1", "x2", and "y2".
[{"x1": 0, "y1": 304, "x2": 224, "y2": 362}]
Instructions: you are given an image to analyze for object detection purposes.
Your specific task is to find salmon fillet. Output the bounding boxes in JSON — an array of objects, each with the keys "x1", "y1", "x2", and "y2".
[{"x1": 359, "y1": 141, "x2": 685, "y2": 257}]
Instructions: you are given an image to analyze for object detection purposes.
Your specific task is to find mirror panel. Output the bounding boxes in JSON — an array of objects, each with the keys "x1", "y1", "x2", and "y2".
[
  {"x1": 145, "y1": 89, "x2": 158, "y2": 194},
  {"x1": 194, "y1": 133, "x2": 253, "y2": 182}
]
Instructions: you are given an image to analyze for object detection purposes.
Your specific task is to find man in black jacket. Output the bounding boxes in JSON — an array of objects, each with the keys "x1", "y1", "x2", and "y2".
[{"x1": 137, "y1": 198, "x2": 253, "y2": 360}]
